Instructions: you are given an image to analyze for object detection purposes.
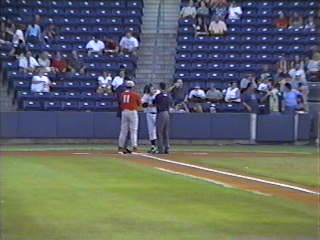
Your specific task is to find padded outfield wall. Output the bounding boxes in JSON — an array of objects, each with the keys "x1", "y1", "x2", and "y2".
[{"x1": 0, "y1": 112, "x2": 313, "y2": 143}]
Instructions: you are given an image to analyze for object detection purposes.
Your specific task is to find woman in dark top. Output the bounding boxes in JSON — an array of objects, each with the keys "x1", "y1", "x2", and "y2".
[{"x1": 241, "y1": 82, "x2": 261, "y2": 114}]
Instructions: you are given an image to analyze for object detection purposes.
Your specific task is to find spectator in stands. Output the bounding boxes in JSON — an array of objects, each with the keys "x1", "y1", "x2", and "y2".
[
  {"x1": 173, "y1": 102, "x2": 189, "y2": 113},
  {"x1": 240, "y1": 74, "x2": 257, "y2": 89},
  {"x1": 264, "y1": 83, "x2": 281, "y2": 113},
  {"x1": 206, "y1": 84, "x2": 223, "y2": 101},
  {"x1": 257, "y1": 79, "x2": 271, "y2": 93},
  {"x1": 260, "y1": 64, "x2": 273, "y2": 81},
  {"x1": 209, "y1": 16, "x2": 227, "y2": 35},
  {"x1": 188, "y1": 85, "x2": 206, "y2": 112},
  {"x1": 111, "y1": 70, "x2": 126, "y2": 90},
  {"x1": 228, "y1": 1, "x2": 242, "y2": 20},
  {"x1": 68, "y1": 50, "x2": 86, "y2": 74},
  {"x1": 304, "y1": 16, "x2": 316, "y2": 30},
  {"x1": 289, "y1": 63, "x2": 307, "y2": 86},
  {"x1": 276, "y1": 55, "x2": 289, "y2": 74},
  {"x1": 37, "y1": 51, "x2": 52, "y2": 72},
  {"x1": 288, "y1": 12, "x2": 303, "y2": 29},
  {"x1": 9, "y1": 39, "x2": 26, "y2": 57},
  {"x1": 275, "y1": 11, "x2": 289, "y2": 29},
  {"x1": 18, "y1": 51, "x2": 39, "y2": 73},
  {"x1": 52, "y1": 52, "x2": 68, "y2": 73},
  {"x1": 210, "y1": 1, "x2": 228, "y2": 19},
  {"x1": 282, "y1": 83, "x2": 301, "y2": 113},
  {"x1": 289, "y1": 55, "x2": 305, "y2": 70},
  {"x1": 12, "y1": 24, "x2": 25, "y2": 45},
  {"x1": 241, "y1": 82, "x2": 261, "y2": 113},
  {"x1": 104, "y1": 37, "x2": 120, "y2": 54},
  {"x1": 297, "y1": 82, "x2": 309, "y2": 111},
  {"x1": 31, "y1": 68, "x2": 51, "y2": 93},
  {"x1": 119, "y1": 32, "x2": 139, "y2": 56},
  {"x1": 4, "y1": 22, "x2": 15, "y2": 42},
  {"x1": 25, "y1": 21, "x2": 42, "y2": 44},
  {"x1": 180, "y1": 1, "x2": 197, "y2": 19},
  {"x1": 85, "y1": 35, "x2": 105, "y2": 56},
  {"x1": 224, "y1": 81, "x2": 241, "y2": 102},
  {"x1": 306, "y1": 52, "x2": 320, "y2": 81},
  {"x1": 168, "y1": 79, "x2": 188, "y2": 105},
  {"x1": 196, "y1": 1, "x2": 209, "y2": 32},
  {"x1": 43, "y1": 24, "x2": 58, "y2": 44},
  {"x1": 97, "y1": 71, "x2": 113, "y2": 94}
]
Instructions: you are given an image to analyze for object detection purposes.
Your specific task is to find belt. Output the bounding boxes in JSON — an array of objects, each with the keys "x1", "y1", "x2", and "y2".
[{"x1": 123, "y1": 109, "x2": 137, "y2": 112}]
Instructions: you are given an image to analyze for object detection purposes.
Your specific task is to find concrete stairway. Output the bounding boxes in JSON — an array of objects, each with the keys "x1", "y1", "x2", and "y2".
[{"x1": 135, "y1": 0, "x2": 180, "y2": 89}]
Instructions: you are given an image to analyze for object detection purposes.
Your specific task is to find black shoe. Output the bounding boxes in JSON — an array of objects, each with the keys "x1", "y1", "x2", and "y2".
[
  {"x1": 164, "y1": 147, "x2": 169, "y2": 154},
  {"x1": 148, "y1": 146, "x2": 157, "y2": 154},
  {"x1": 124, "y1": 148, "x2": 132, "y2": 154}
]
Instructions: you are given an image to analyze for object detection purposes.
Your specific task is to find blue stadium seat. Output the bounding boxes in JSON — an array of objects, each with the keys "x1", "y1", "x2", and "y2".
[
  {"x1": 62, "y1": 101, "x2": 79, "y2": 111},
  {"x1": 44, "y1": 101, "x2": 62, "y2": 111},
  {"x1": 22, "y1": 100, "x2": 42, "y2": 111}
]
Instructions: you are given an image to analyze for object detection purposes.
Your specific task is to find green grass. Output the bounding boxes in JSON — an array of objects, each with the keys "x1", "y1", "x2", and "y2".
[{"x1": 1, "y1": 154, "x2": 318, "y2": 240}]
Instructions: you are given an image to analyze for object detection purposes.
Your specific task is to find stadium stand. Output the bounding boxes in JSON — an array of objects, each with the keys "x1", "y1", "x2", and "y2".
[{"x1": 0, "y1": 0, "x2": 143, "y2": 111}]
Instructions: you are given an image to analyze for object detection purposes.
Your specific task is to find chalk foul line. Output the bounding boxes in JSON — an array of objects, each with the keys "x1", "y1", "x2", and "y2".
[{"x1": 132, "y1": 152, "x2": 320, "y2": 196}]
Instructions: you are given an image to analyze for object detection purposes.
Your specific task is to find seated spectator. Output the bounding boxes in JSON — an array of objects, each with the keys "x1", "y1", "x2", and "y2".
[
  {"x1": 289, "y1": 63, "x2": 307, "y2": 86},
  {"x1": 241, "y1": 83, "x2": 261, "y2": 113},
  {"x1": 111, "y1": 70, "x2": 126, "y2": 90},
  {"x1": 168, "y1": 79, "x2": 188, "y2": 105},
  {"x1": 276, "y1": 55, "x2": 289, "y2": 74},
  {"x1": 85, "y1": 36, "x2": 105, "y2": 56},
  {"x1": 282, "y1": 83, "x2": 301, "y2": 113},
  {"x1": 31, "y1": 68, "x2": 51, "y2": 93},
  {"x1": 228, "y1": 1, "x2": 242, "y2": 20},
  {"x1": 68, "y1": 50, "x2": 86, "y2": 74},
  {"x1": 25, "y1": 22, "x2": 42, "y2": 44},
  {"x1": 173, "y1": 102, "x2": 189, "y2": 113},
  {"x1": 224, "y1": 81, "x2": 241, "y2": 102},
  {"x1": 209, "y1": 16, "x2": 227, "y2": 35},
  {"x1": 42, "y1": 24, "x2": 58, "y2": 44},
  {"x1": 289, "y1": 55, "x2": 305, "y2": 69},
  {"x1": 289, "y1": 12, "x2": 303, "y2": 29},
  {"x1": 119, "y1": 32, "x2": 139, "y2": 56},
  {"x1": 304, "y1": 16, "x2": 316, "y2": 30},
  {"x1": 52, "y1": 52, "x2": 68, "y2": 73},
  {"x1": 211, "y1": 1, "x2": 228, "y2": 19},
  {"x1": 18, "y1": 51, "x2": 39, "y2": 73},
  {"x1": 9, "y1": 39, "x2": 26, "y2": 57},
  {"x1": 306, "y1": 53, "x2": 320, "y2": 81},
  {"x1": 97, "y1": 71, "x2": 113, "y2": 94},
  {"x1": 196, "y1": 1, "x2": 209, "y2": 32},
  {"x1": 180, "y1": 2, "x2": 197, "y2": 19},
  {"x1": 188, "y1": 85, "x2": 206, "y2": 112},
  {"x1": 37, "y1": 51, "x2": 52, "y2": 72},
  {"x1": 12, "y1": 24, "x2": 25, "y2": 45},
  {"x1": 104, "y1": 37, "x2": 120, "y2": 54},
  {"x1": 206, "y1": 85, "x2": 223, "y2": 101},
  {"x1": 275, "y1": 11, "x2": 289, "y2": 29},
  {"x1": 240, "y1": 74, "x2": 257, "y2": 90},
  {"x1": 4, "y1": 22, "x2": 15, "y2": 42}
]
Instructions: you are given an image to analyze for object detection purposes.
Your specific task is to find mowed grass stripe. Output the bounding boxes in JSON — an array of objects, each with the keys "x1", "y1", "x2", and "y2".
[{"x1": 1, "y1": 155, "x2": 318, "y2": 240}]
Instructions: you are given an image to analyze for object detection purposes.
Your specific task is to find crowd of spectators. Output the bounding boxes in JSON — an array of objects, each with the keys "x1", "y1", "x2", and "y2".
[
  {"x1": 275, "y1": 11, "x2": 316, "y2": 30},
  {"x1": 0, "y1": 15, "x2": 139, "y2": 94}
]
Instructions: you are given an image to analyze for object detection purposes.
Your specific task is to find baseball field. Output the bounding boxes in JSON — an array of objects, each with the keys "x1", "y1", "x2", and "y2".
[{"x1": 0, "y1": 144, "x2": 319, "y2": 240}]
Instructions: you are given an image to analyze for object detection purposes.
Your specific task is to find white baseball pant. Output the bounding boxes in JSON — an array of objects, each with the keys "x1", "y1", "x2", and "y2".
[
  {"x1": 146, "y1": 112, "x2": 157, "y2": 141},
  {"x1": 118, "y1": 110, "x2": 139, "y2": 148}
]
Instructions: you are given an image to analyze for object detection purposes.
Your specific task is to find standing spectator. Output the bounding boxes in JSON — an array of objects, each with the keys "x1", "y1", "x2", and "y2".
[
  {"x1": 289, "y1": 55, "x2": 305, "y2": 69},
  {"x1": 224, "y1": 81, "x2": 241, "y2": 102},
  {"x1": 276, "y1": 55, "x2": 289, "y2": 74},
  {"x1": 240, "y1": 74, "x2": 257, "y2": 89},
  {"x1": 304, "y1": 16, "x2": 316, "y2": 30},
  {"x1": 111, "y1": 70, "x2": 126, "y2": 90},
  {"x1": 18, "y1": 51, "x2": 39, "y2": 73},
  {"x1": 25, "y1": 22, "x2": 42, "y2": 44},
  {"x1": 282, "y1": 83, "x2": 301, "y2": 113},
  {"x1": 196, "y1": 1, "x2": 209, "y2": 32},
  {"x1": 141, "y1": 84, "x2": 160, "y2": 153},
  {"x1": 206, "y1": 84, "x2": 223, "y2": 101},
  {"x1": 31, "y1": 68, "x2": 51, "y2": 93},
  {"x1": 168, "y1": 79, "x2": 188, "y2": 105},
  {"x1": 9, "y1": 39, "x2": 26, "y2": 57},
  {"x1": 275, "y1": 11, "x2": 289, "y2": 29},
  {"x1": 241, "y1": 83, "x2": 261, "y2": 113},
  {"x1": 118, "y1": 81, "x2": 141, "y2": 153},
  {"x1": 85, "y1": 36, "x2": 105, "y2": 56},
  {"x1": 289, "y1": 63, "x2": 307, "y2": 86},
  {"x1": 97, "y1": 71, "x2": 112, "y2": 94},
  {"x1": 180, "y1": 1, "x2": 197, "y2": 19},
  {"x1": 257, "y1": 79, "x2": 271, "y2": 92},
  {"x1": 68, "y1": 50, "x2": 86, "y2": 74},
  {"x1": 52, "y1": 52, "x2": 68, "y2": 73},
  {"x1": 289, "y1": 12, "x2": 303, "y2": 29},
  {"x1": 209, "y1": 16, "x2": 227, "y2": 35},
  {"x1": 12, "y1": 24, "x2": 25, "y2": 45},
  {"x1": 4, "y1": 22, "x2": 15, "y2": 42},
  {"x1": 307, "y1": 53, "x2": 320, "y2": 81},
  {"x1": 228, "y1": 1, "x2": 242, "y2": 20},
  {"x1": 154, "y1": 82, "x2": 173, "y2": 154},
  {"x1": 119, "y1": 32, "x2": 139, "y2": 56},
  {"x1": 211, "y1": 2, "x2": 228, "y2": 19},
  {"x1": 264, "y1": 83, "x2": 281, "y2": 113},
  {"x1": 104, "y1": 37, "x2": 120, "y2": 54},
  {"x1": 260, "y1": 64, "x2": 273, "y2": 81},
  {"x1": 42, "y1": 24, "x2": 58, "y2": 44}
]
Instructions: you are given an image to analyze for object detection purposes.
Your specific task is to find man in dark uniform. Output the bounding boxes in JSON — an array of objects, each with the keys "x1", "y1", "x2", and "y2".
[{"x1": 153, "y1": 82, "x2": 173, "y2": 154}]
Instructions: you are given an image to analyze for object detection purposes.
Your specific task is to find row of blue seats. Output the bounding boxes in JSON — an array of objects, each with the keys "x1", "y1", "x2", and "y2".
[
  {"x1": 178, "y1": 27, "x2": 318, "y2": 36},
  {"x1": 176, "y1": 63, "x2": 263, "y2": 72},
  {"x1": 20, "y1": 100, "x2": 118, "y2": 111},
  {"x1": 180, "y1": 18, "x2": 276, "y2": 27},
  {"x1": 59, "y1": 25, "x2": 140, "y2": 33},
  {"x1": 177, "y1": 35, "x2": 318, "y2": 45},
  {"x1": 2, "y1": 8, "x2": 143, "y2": 17},
  {"x1": 2, "y1": 0, "x2": 143, "y2": 9},
  {"x1": 177, "y1": 44, "x2": 309, "y2": 54},
  {"x1": 174, "y1": 72, "x2": 257, "y2": 82}
]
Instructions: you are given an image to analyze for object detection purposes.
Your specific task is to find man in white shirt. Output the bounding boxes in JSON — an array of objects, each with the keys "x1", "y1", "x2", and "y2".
[
  {"x1": 209, "y1": 16, "x2": 228, "y2": 35},
  {"x1": 31, "y1": 68, "x2": 51, "y2": 93},
  {"x1": 111, "y1": 70, "x2": 126, "y2": 90},
  {"x1": 228, "y1": 1, "x2": 243, "y2": 20},
  {"x1": 85, "y1": 36, "x2": 105, "y2": 56},
  {"x1": 97, "y1": 71, "x2": 112, "y2": 94},
  {"x1": 19, "y1": 51, "x2": 40, "y2": 73},
  {"x1": 119, "y1": 32, "x2": 139, "y2": 56},
  {"x1": 180, "y1": 2, "x2": 197, "y2": 19},
  {"x1": 188, "y1": 85, "x2": 206, "y2": 113},
  {"x1": 289, "y1": 64, "x2": 307, "y2": 84}
]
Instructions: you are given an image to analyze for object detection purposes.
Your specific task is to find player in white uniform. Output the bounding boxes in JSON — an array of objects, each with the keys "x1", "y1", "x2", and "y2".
[{"x1": 141, "y1": 84, "x2": 160, "y2": 153}]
